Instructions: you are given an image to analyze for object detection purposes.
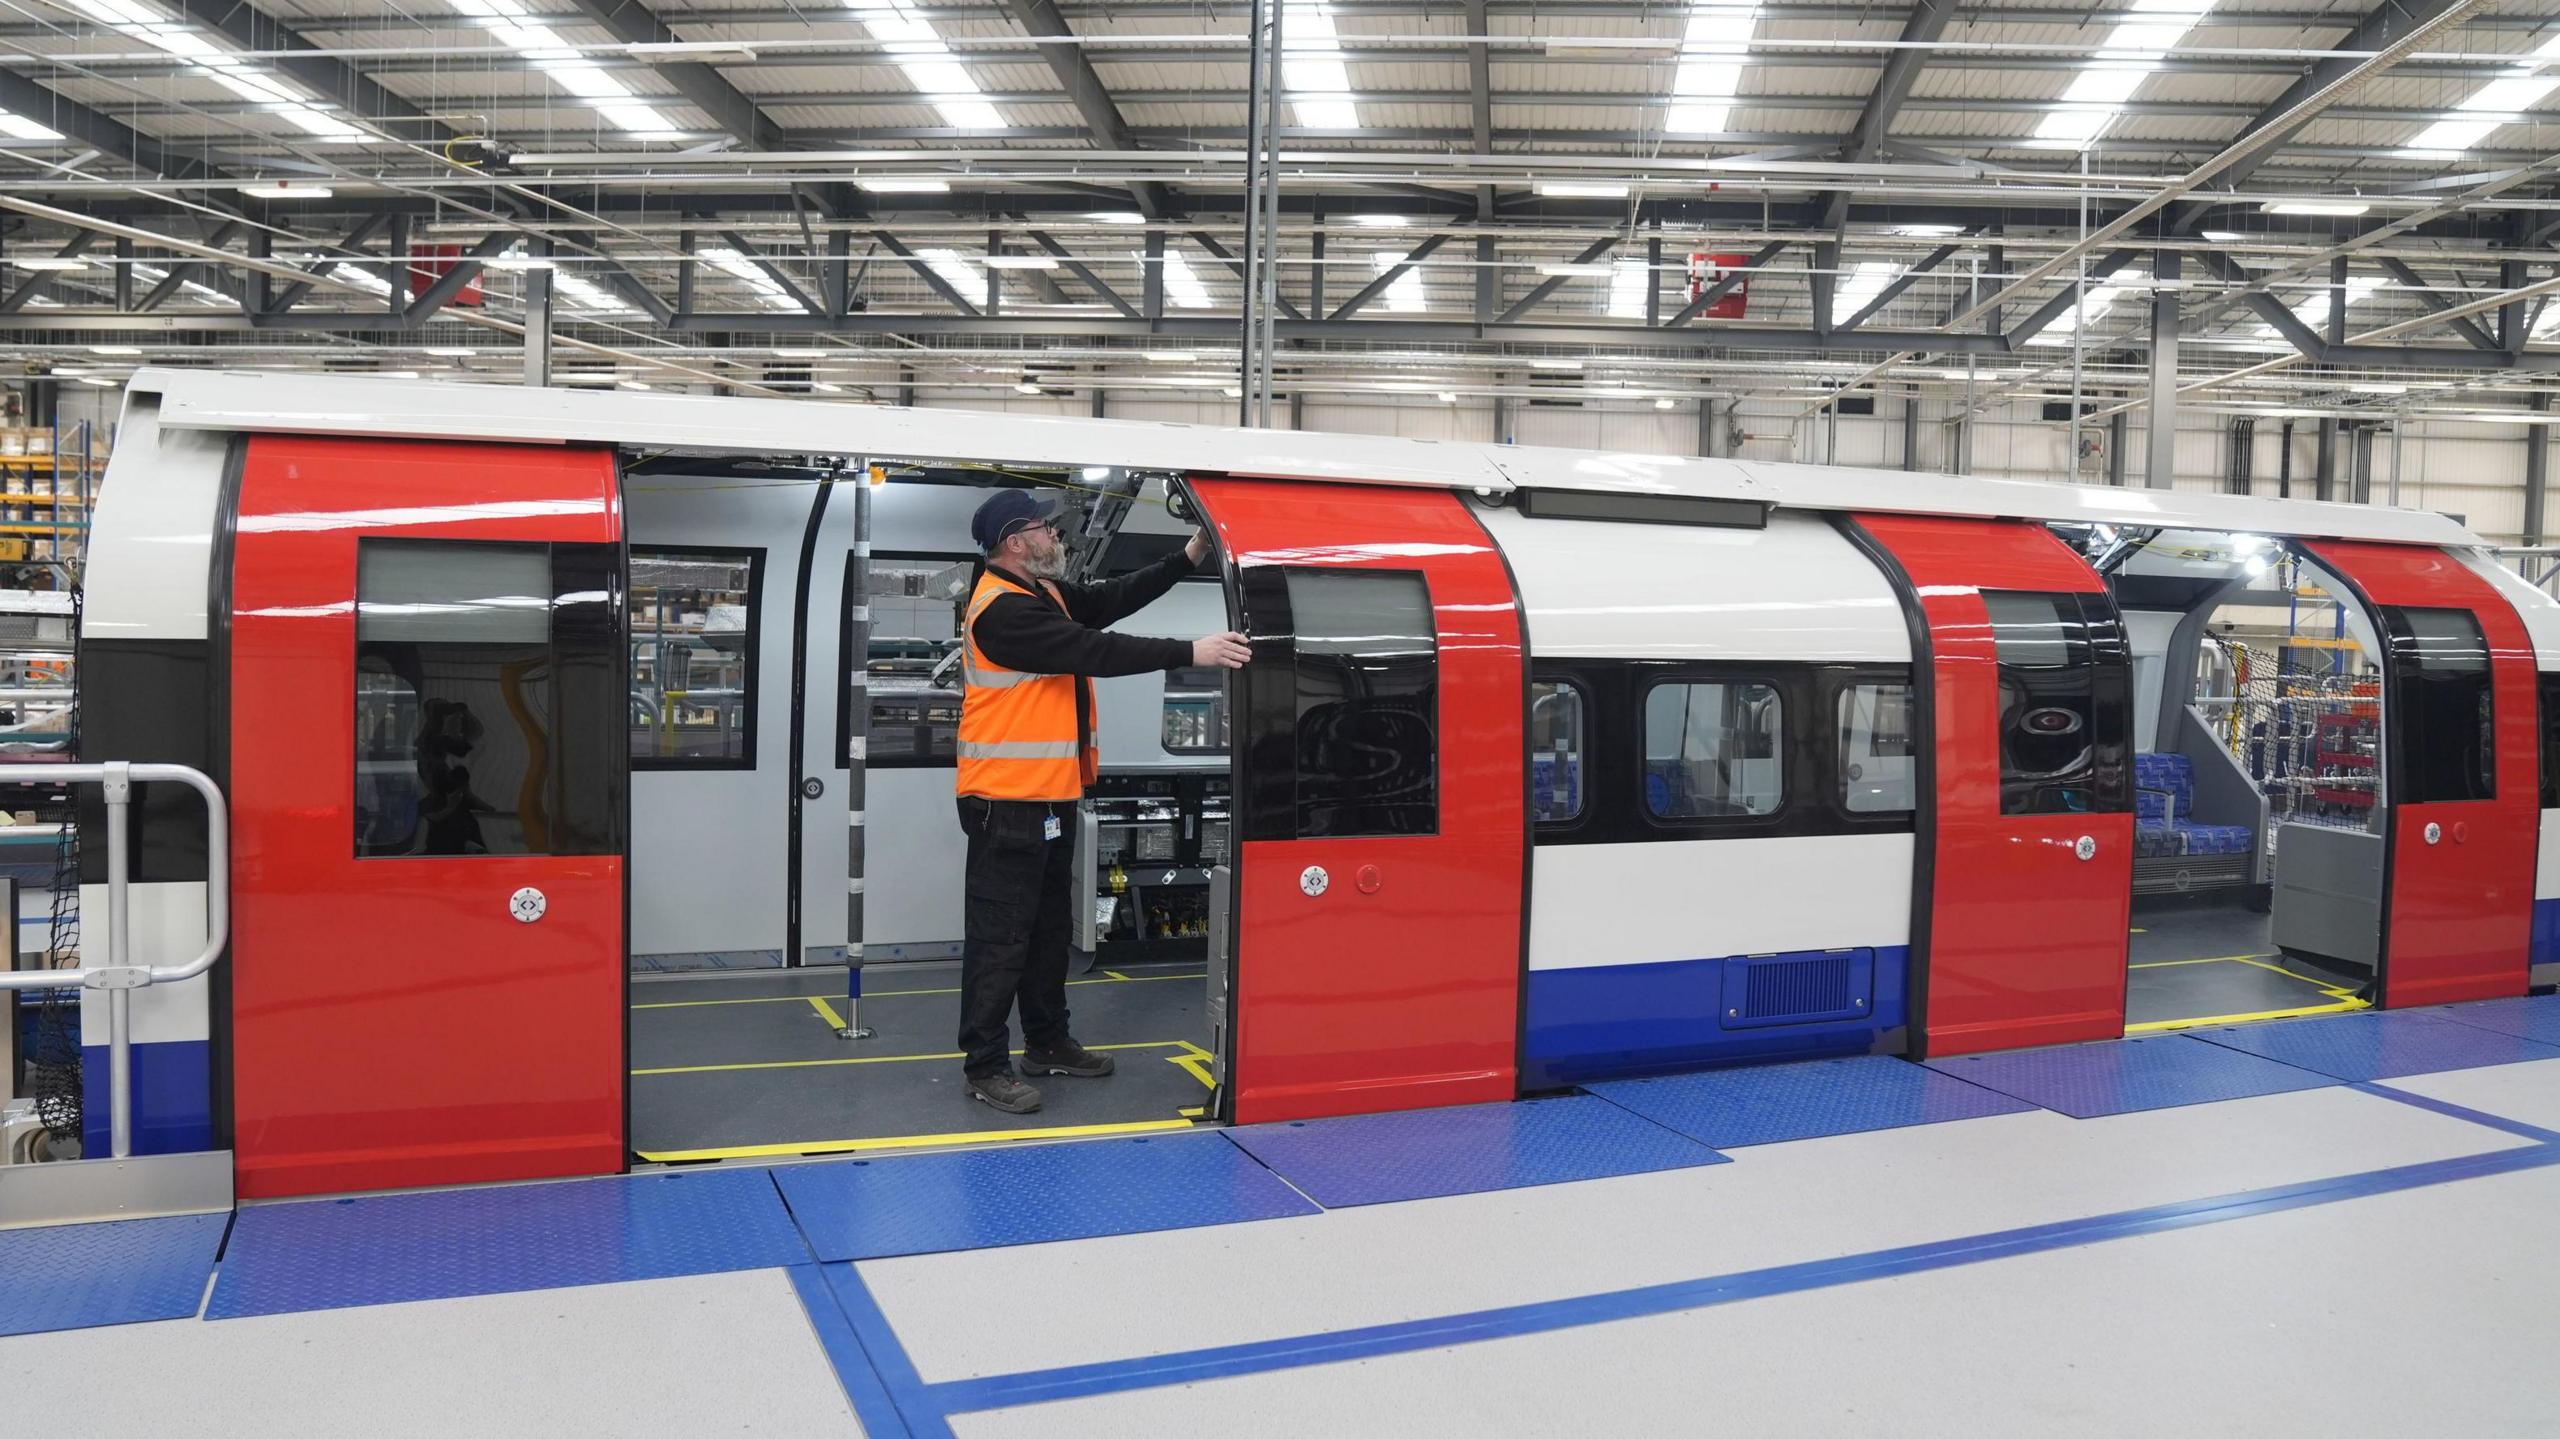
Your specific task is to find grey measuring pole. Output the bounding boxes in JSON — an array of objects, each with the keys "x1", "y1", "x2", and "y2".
[{"x1": 838, "y1": 470, "x2": 875, "y2": 1040}]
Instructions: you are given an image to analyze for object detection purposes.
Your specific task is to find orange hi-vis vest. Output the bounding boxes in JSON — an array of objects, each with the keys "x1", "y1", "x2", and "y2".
[{"x1": 956, "y1": 569, "x2": 1099, "y2": 801}]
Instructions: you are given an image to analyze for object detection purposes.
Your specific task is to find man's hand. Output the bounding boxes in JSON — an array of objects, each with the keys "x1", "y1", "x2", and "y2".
[
  {"x1": 1191, "y1": 631, "x2": 1251, "y2": 669},
  {"x1": 1184, "y1": 528, "x2": 1214, "y2": 566}
]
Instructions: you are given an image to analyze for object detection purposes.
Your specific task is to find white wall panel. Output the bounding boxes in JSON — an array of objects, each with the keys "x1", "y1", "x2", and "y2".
[{"x1": 1528, "y1": 834, "x2": 1913, "y2": 970}]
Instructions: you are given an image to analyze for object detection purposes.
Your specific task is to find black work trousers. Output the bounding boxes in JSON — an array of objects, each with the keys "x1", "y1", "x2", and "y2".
[{"x1": 956, "y1": 795, "x2": 1078, "y2": 1078}]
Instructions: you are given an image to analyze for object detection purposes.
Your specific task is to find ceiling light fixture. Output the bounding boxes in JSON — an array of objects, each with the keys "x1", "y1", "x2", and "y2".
[
  {"x1": 2261, "y1": 200, "x2": 2371, "y2": 217},
  {"x1": 1534, "y1": 182, "x2": 1631, "y2": 199},
  {"x1": 985, "y1": 255, "x2": 1061, "y2": 270},
  {"x1": 1143, "y1": 350, "x2": 1198, "y2": 362},
  {"x1": 8, "y1": 257, "x2": 89, "y2": 272},
  {"x1": 1664, "y1": 2, "x2": 1762, "y2": 136},
  {"x1": 1348, "y1": 214, "x2": 1411, "y2": 228},
  {"x1": 855, "y1": 177, "x2": 951, "y2": 193},
  {"x1": 89, "y1": 345, "x2": 142, "y2": 356},
  {"x1": 1537, "y1": 263, "x2": 1617, "y2": 278},
  {"x1": 240, "y1": 181, "x2": 333, "y2": 199}
]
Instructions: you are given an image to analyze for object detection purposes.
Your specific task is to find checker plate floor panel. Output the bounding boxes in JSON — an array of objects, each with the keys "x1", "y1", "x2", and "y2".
[
  {"x1": 2188, "y1": 1009, "x2": 2560, "y2": 1081},
  {"x1": 0, "y1": 1212, "x2": 228, "y2": 1337},
  {"x1": 1923, "y1": 1034, "x2": 2337, "y2": 1118},
  {"x1": 1589, "y1": 1055, "x2": 2037, "y2": 1149},
  {"x1": 2432, "y1": 994, "x2": 2560, "y2": 1046},
  {"x1": 1224, "y1": 1094, "x2": 1726, "y2": 1208},
  {"x1": 774, "y1": 1129, "x2": 1317, "y2": 1260},
  {"x1": 206, "y1": 1168, "x2": 810, "y2": 1319}
]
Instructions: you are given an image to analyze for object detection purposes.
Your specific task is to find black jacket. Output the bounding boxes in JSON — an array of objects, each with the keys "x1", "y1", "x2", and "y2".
[{"x1": 969, "y1": 550, "x2": 1201, "y2": 770}]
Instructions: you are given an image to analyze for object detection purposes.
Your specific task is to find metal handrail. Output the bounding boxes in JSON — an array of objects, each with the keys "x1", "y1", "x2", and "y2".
[{"x1": 0, "y1": 761, "x2": 229, "y2": 1161}]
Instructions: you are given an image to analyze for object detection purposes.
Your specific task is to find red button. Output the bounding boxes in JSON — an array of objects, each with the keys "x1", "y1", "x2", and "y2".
[{"x1": 1356, "y1": 865, "x2": 1382, "y2": 895}]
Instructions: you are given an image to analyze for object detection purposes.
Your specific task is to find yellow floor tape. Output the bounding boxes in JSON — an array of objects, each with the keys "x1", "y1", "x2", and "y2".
[
  {"x1": 2124, "y1": 952, "x2": 2370, "y2": 1033},
  {"x1": 632, "y1": 1038, "x2": 1189, "y2": 1077},
  {"x1": 636, "y1": 1115, "x2": 1197, "y2": 1163}
]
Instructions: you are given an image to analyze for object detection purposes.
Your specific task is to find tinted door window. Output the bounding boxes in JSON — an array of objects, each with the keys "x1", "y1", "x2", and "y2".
[
  {"x1": 1984, "y1": 589, "x2": 2130, "y2": 816},
  {"x1": 1839, "y1": 681, "x2": 1917, "y2": 814},
  {"x1": 630, "y1": 548, "x2": 758, "y2": 768},
  {"x1": 1529, "y1": 679, "x2": 1587, "y2": 823},
  {"x1": 2541, "y1": 672, "x2": 2560, "y2": 811},
  {"x1": 1239, "y1": 567, "x2": 1437, "y2": 839},
  {"x1": 2385, "y1": 606, "x2": 2496, "y2": 803},
  {"x1": 1643, "y1": 681, "x2": 1784, "y2": 819},
  {"x1": 357, "y1": 540, "x2": 624, "y2": 857}
]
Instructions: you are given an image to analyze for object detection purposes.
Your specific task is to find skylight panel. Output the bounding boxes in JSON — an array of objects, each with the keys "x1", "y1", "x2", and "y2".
[
  {"x1": 428, "y1": 0, "x2": 677, "y2": 138},
  {"x1": 1160, "y1": 247, "x2": 1214, "y2": 308},
  {"x1": 1664, "y1": 3, "x2": 1760, "y2": 136},
  {"x1": 698, "y1": 246, "x2": 804, "y2": 312},
  {"x1": 2401, "y1": 34, "x2": 2560, "y2": 154},
  {"x1": 1284, "y1": 3, "x2": 1360, "y2": 131},
  {"x1": 69, "y1": 0, "x2": 366, "y2": 142},
  {"x1": 1608, "y1": 257, "x2": 1649, "y2": 318},
  {"x1": 2272, "y1": 275, "x2": 2385, "y2": 335},
  {"x1": 0, "y1": 111, "x2": 63, "y2": 141},
  {"x1": 2033, "y1": 0, "x2": 2220, "y2": 147},
  {"x1": 917, "y1": 247, "x2": 988, "y2": 299},
  {"x1": 2024, "y1": 281, "x2": 2132, "y2": 345},
  {"x1": 1829, "y1": 260, "x2": 1898, "y2": 325},
  {"x1": 1370, "y1": 251, "x2": 1427, "y2": 313},
  {"x1": 848, "y1": 1, "x2": 1007, "y2": 131}
]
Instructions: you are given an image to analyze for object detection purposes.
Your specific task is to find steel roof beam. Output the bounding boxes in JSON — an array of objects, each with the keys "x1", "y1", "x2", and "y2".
[
  {"x1": 2372, "y1": 253, "x2": 2502, "y2": 351},
  {"x1": 873, "y1": 231, "x2": 982, "y2": 317},
  {"x1": 1329, "y1": 233, "x2": 1447, "y2": 319},
  {"x1": 998, "y1": 0, "x2": 1168, "y2": 218},
  {"x1": 1496, "y1": 236, "x2": 1618, "y2": 324},
  {"x1": 1664, "y1": 241, "x2": 1786, "y2": 327},
  {"x1": 0, "y1": 71, "x2": 216, "y2": 182},
  {"x1": 553, "y1": 0, "x2": 786, "y2": 149},
  {"x1": 1184, "y1": 230, "x2": 1299, "y2": 321},
  {"x1": 718, "y1": 229, "x2": 823, "y2": 314},
  {"x1": 0, "y1": 233, "x2": 97, "y2": 315},
  {"x1": 160, "y1": 0, "x2": 460, "y2": 145},
  {"x1": 1832, "y1": 240, "x2": 1964, "y2": 333}
]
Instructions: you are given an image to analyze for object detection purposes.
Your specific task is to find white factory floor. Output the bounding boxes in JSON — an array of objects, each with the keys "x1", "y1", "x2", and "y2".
[{"x1": 12, "y1": 1015, "x2": 2560, "y2": 1437}]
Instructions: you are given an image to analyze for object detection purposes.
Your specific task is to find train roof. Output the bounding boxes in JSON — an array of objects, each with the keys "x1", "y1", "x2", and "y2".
[{"x1": 130, "y1": 367, "x2": 2480, "y2": 549}]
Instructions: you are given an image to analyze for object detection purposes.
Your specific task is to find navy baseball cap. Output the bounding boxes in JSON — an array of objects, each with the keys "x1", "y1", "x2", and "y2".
[{"x1": 970, "y1": 489, "x2": 1063, "y2": 553}]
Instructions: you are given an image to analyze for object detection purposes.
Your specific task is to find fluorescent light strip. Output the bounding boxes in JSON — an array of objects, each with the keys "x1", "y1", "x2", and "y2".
[
  {"x1": 0, "y1": 109, "x2": 62, "y2": 142},
  {"x1": 68, "y1": 0, "x2": 366, "y2": 141},
  {"x1": 1368, "y1": 250, "x2": 1427, "y2": 313},
  {"x1": 2405, "y1": 33, "x2": 2560, "y2": 154},
  {"x1": 443, "y1": 0, "x2": 672, "y2": 139},
  {"x1": 916, "y1": 247, "x2": 988, "y2": 300},
  {"x1": 844, "y1": 2, "x2": 1006, "y2": 131},
  {"x1": 1829, "y1": 260, "x2": 1898, "y2": 326},
  {"x1": 1664, "y1": 3, "x2": 1760, "y2": 136},
  {"x1": 1158, "y1": 246, "x2": 1213, "y2": 309},
  {"x1": 2033, "y1": 0, "x2": 2219, "y2": 146},
  {"x1": 1608, "y1": 257, "x2": 1649, "y2": 318},
  {"x1": 1284, "y1": 2, "x2": 1360, "y2": 131}
]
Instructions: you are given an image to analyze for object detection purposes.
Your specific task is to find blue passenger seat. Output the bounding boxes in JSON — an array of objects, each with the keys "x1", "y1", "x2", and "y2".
[{"x1": 2133, "y1": 752, "x2": 2252, "y2": 858}]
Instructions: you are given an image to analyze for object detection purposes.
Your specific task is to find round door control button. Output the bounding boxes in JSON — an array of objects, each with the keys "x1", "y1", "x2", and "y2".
[
  {"x1": 2074, "y1": 835, "x2": 2098, "y2": 862},
  {"x1": 2424, "y1": 822, "x2": 2443, "y2": 846},
  {"x1": 801, "y1": 777, "x2": 825, "y2": 800},
  {"x1": 1299, "y1": 866, "x2": 1329, "y2": 898},
  {"x1": 510, "y1": 887, "x2": 548, "y2": 923},
  {"x1": 1356, "y1": 865, "x2": 1382, "y2": 894},
  {"x1": 2454, "y1": 822, "x2": 2470, "y2": 844}
]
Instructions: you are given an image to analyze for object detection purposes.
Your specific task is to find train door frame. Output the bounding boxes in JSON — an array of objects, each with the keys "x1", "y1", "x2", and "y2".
[
  {"x1": 2299, "y1": 540, "x2": 2537, "y2": 1009},
  {"x1": 1179, "y1": 475, "x2": 1528, "y2": 1125},
  {"x1": 1842, "y1": 512, "x2": 2136, "y2": 1058}
]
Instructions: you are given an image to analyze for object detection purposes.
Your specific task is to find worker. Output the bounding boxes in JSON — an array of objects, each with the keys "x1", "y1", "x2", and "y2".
[{"x1": 954, "y1": 489, "x2": 1250, "y2": 1114}]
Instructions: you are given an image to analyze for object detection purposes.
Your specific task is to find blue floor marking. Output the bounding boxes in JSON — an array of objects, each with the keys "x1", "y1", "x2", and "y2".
[
  {"x1": 0, "y1": 1212, "x2": 229, "y2": 1337},
  {"x1": 774, "y1": 1129, "x2": 1318, "y2": 1262},
  {"x1": 821, "y1": 1263, "x2": 953, "y2": 1439},
  {"x1": 1589, "y1": 1054, "x2": 2035, "y2": 1149},
  {"x1": 2345, "y1": 1080, "x2": 2560, "y2": 1144},
  {"x1": 2188, "y1": 1009, "x2": 2560, "y2": 1082},
  {"x1": 1923, "y1": 1032, "x2": 2335, "y2": 1117},
  {"x1": 785, "y1": 1265, "x2": 917, "y2": 1439},
  {"x1": 922, "y1": 1141, "x2": 2560, "y2": 1416},
  {"x1": 206, "y1": 1167, "x2": 811, "y2": 1319},
  {"x1": 2432, "y1": 993, "x2": 2560, "y2": 1047},
  {"x1": 1225, "y1": 1094, "x2": 1726, "y2": 1209}
]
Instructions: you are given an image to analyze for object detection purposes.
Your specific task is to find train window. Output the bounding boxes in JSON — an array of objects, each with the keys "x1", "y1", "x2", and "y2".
[
  {"x1": 355, "y1": 540, "x2": 624, "y2": 858},
  {"x1": 2384, "y1": 606, "x2": 2495, "y2": 803},
  {"x1": 842, "y1": 552, "x2": 974, "y2": 769},
  {"x1": 1642, "y1": 681, "x2": 1784, "y2": 820},
  {"x1": 1984, "y1": 590, "x2": 2130, "y2": 816},
  {"x1": 1838, "y1": 682, "x2": 1916, "y2": 814},
  {"x1": 630, "y1": 548, "x2": 760, "y2": 769},
  {"x1": 1239, "y1": 567, "x2": 1438, "y2": 839},
  {"x1": 1162, "y1": 666, "x2": 1231, "y2": 754},
  {"x1": 1529, "y1": 680, "x2": 1587, "y2": 823},
  {"x1": 2541, "y1": 673, "x2": 2560, "y2": 811}
]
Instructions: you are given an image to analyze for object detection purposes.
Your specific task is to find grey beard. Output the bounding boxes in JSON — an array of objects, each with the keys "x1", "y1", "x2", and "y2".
[{"x1": 1023, "y1": 550, "x2": 1068, "y2": 580}]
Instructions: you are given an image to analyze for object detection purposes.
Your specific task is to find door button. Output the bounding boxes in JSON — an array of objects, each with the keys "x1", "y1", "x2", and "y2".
[
  {"x1": 1299, "y1": 866, "x2": 1329, "y2": 898},
  {"x1": 2424, "y1": 822, "x2": 2443, "y2": 846},
  {"x1": 510, "y1": 887, "x2": 548, "y2": 923},
  {"x1": 1356, "y1": 865, "x2": 1382, "y2": 895},
  {"x1": 2454, "y1": 822, "x2": 2470, "y2": 845},
  {"x1": 2073, "y1": 835, "x2": 2097, "y2": 862}
]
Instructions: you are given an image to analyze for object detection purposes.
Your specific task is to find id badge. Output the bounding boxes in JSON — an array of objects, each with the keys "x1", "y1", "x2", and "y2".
[{"x1": 1042, "y1": 814, "x2": 1063, "y2": 842}]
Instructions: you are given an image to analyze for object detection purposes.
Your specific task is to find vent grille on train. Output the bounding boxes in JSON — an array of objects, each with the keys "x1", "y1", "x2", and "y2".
[
  {"x1": 1741, "y1": 955, "x2": 1853, "y2": 1020},
  {"x1": 1718, "y1": 948, "x2": 1876, "y2": 1030}
]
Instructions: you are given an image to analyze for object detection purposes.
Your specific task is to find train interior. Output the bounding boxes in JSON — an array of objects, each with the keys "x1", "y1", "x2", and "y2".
[
  {"x1": 2089, "y1": 525, "x2": 2387, "y2": 1033},
  {"x1": 620, "y1": 455, "x2": 1227, "y2": 1161}
]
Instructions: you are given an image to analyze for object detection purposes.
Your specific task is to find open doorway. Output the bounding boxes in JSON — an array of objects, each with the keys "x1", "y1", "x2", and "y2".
[
  {"x1": 620, "y1": 458, "x2": 1225, "y2": 1161},
  {"x1": 2096, "y1": 528, "x2": 2384, "y2": 1033}
]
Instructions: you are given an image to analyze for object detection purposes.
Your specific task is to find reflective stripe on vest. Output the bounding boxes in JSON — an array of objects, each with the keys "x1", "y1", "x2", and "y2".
[{"x1": 955, "y1": 570, "x2": 1099, "y2": 801}]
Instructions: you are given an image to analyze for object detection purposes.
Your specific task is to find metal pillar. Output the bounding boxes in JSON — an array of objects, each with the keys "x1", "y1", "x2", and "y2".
[
  {"x1": 1236, "y1": 0, "x2": 1282, "y2": 426},
  {"x1": 2388, "y1": 413, "x2": 2405, "y2": 507},
  {"x1": 2531, "y1": 393, "x2": 2553, "y2": 544},
  {"x1": 522, "y1": 252, "x2": 553, "y2": 388},
  {"x1": 2228, "y1": 416, "x2": 2255, "y2": 496},
  {"x1": 1090, "y1": 386, "x2": 1107, "y2": 419},
  {"x1": 2106, "y1": 410, "x2": 2127, "y2": 486},
  {"x1": 1902, "y1": 393, "x2": 1920, "y2": 471},
  {"x1": 838, "y1": 471, "x2": 875, "y2": 1041},
  {"x1": 2314, "y1": 417, "x2": 2336, "y2": 502},
  {"x1": 2350, "y1": 424, "x2": 2376, "y2": 504},
  {"x1": 2147, "y1": 249, "x2": 2180, "y2": 489},
  {"x1": 1700, "y1": 398, "x2": 1717, "y2": 458},
  {"x1": 2278, "y1": 418, "x2": 2295, "y2": 499},
  {"x1": 1492, "y1": 393, "x2": 1512, "y2": 447}
]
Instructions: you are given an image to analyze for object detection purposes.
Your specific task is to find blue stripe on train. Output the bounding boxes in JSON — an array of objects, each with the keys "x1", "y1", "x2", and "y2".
[
  {"x1": 1522, "y1": 946, "x2": 1909, "y2": 1090},
  {"x1": 80, "y1": 1039, "x2": 214, "y2": 1156},
  {"x1": 2537, "y1": 898, "x2": 2560, "y2": 970}
]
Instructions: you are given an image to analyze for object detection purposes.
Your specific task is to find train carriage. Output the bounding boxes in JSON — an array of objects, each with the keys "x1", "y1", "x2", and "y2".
[{"x1": 67, "y1": 367, "x2": 2560, "y2": 1199}]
